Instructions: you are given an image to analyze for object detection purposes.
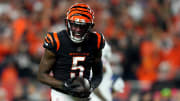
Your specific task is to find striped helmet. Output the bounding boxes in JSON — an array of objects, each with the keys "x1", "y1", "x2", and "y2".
[{"x1": 65, "y1": 3, "x2": 95, "y2": 43}]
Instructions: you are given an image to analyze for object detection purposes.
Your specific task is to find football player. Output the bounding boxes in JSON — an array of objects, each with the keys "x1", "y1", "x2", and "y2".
[
  {"x1": 90, "y1": 42, "x2": 125, "y2": 101},
  {"x1": 37, "y1": 3, "x2": 105, "y2": 101}
]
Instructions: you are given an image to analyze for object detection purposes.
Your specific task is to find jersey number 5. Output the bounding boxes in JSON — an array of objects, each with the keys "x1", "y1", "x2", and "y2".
[{"x1": 70, "y1": 56, "x2": 85, "y2": 78}]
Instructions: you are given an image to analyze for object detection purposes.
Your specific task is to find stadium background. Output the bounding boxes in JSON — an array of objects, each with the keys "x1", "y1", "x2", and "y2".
[{"x1": 0, "y1": 0, "x2": 180, "y2": 101}]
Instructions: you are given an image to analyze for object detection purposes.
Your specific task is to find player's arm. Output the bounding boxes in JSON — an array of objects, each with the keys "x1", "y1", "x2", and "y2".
[
  {"x1": 93, "y1": 88, "x2": 107, "y2": 101},
  {"x1": 90, "y1": 32, "x2": 105, "y2": 90},
  {"x1": 93, "y1": 65, "x2": 108, "y2": 101},
  {"x1": 37, "y1": 49, "x2": 64, "y2": 89},
  {"x1": 91, "y1": 50, "x2": 103, "y2": 90}
]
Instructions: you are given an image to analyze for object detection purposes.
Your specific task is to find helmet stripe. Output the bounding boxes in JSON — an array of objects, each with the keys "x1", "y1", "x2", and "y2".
[
  {"x1": 70, "y1": 13, "x2": 91, "y2": 21},
  {"x1": 69, "y1": 16, "x2": 90, "y2": 23},
  {"x1": 69, "y1": 9, "x2": 92, "y2": 16},
  {"x1": 66, "y1": 3, "x2": 94, "y2": 24},
  {"x1": 68, "y1": 10, "x2": 93, "y2": 19},
  {"x1": 71, "y1": 6, "x2": 90, "y2": 10}
]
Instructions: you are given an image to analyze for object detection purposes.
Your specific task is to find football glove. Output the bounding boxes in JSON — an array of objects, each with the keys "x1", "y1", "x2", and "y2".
[
  {"x1": 64, "y1": 77, "x2": 92, "y2": 98},
  {"x1": 63, "y1": 78, "x2": 79, "y2": 91}
]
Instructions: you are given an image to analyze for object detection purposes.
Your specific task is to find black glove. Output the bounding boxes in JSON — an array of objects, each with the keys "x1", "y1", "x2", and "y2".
[
  {"x1": 78, "y1": 78, "x2": 93, "y2": 98},
  {"x1": 63, "y1": 78, "x2": 80, "y2": 91},
  {"x1": 77, "y1": 89, "x2": 91, "y2": 98},
  {"x1": 64, "y1": 77, "x2": 92, "y2": 98}
]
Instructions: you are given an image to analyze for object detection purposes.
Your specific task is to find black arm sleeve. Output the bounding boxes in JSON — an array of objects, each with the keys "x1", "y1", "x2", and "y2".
[
  {"x1": 90, "y1": 60, "x2": 103, "y2": 90},
  {"x1": 90, "y1": 32, "x2": 105, "y2": 90}
]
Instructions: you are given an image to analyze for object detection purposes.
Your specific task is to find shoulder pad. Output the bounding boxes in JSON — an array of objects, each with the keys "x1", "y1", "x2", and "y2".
[
  {"x1": 43, "y1": 32, "x2": 60, "y2": 53},
  {"x1": 94, "y1": 32, "x2": 105, "y2": 50}
]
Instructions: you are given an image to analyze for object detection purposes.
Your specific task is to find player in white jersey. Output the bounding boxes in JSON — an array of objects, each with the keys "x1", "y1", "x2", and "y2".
[{"x1": 90, "y1": 42, "x2": 125, "y2": 101}]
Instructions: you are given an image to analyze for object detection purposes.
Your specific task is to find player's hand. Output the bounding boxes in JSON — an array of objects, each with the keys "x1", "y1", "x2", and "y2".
[
  {"x1": 64, "y1": 77, "x2": 92, "y2": 98},
  {"x1": 72, "y1": 77, "x2": 92, "y2": 98},
  {"x1": 63, "y1": 78, "x2": 80, "y2": 91}
]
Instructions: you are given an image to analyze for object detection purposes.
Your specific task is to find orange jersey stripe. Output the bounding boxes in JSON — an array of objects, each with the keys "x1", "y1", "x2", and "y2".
[
  {"x1": 45, "y1": 37, "x2": 50, "y2": 43},
  {"x1": 47, "y1": 33, "x2": 54, "y2": 46},
  {"x1": 53, "y1": 32, "x2": 60, "y2": 51},
  {"x1": 96, "y1": 32, "x2": 101, "y2": 49}
]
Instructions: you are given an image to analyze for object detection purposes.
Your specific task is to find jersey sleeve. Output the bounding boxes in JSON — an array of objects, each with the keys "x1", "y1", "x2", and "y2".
[
  {"x1": 95, "y1": 32, "x2": 105, "y2": 50},
  {"x1": 43, "y1": 32, "x2": 60, "y2": 53}
]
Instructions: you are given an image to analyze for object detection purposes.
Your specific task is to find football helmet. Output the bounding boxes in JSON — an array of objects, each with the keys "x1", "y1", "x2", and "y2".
[{"x1": 65, "y1": 3, "x2": 94, "y2": 43}]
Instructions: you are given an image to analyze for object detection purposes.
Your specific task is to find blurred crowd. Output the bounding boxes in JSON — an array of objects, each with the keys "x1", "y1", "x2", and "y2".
[{"x1": 0, "y1": 0, "x2": 180, "y2": 101}]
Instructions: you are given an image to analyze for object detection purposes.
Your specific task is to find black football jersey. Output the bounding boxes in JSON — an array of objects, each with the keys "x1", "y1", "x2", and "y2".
[{"x1": 43, "y1": 30, "x2": 105, "y2": 82}]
